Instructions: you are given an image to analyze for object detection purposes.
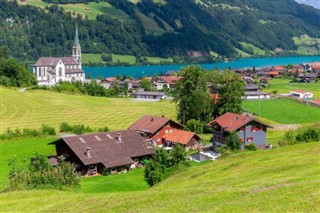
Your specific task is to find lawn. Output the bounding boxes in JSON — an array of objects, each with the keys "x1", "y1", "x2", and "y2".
[
  {"x1": 82, "y1": 53, "x2": 105, "y2": 65},
  {"x1": 112, "y1": 54, "x2": 136, "y2": 64},
  {"x1": 293, "y1": 35, "x2": 320, "y2": 55},
  {"x1": 0, "y1": 87, "x2": 176, "y2": 133},
  {"x1": 264, "y1": 79, "x2": 320, "y2": 98},
  {"x1": 242, "y1": 98, "x2": 320, "y2": 124},
  {"x1": 1, "y1": 142, "x2": 319, "y2": 212},
  {"x1": 240, "y1": 42, "x2": 268, "y2": 56}
]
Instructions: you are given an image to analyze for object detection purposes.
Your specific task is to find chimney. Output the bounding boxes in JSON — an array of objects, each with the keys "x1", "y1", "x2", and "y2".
[
  {"x1": 85, "y1": 147, "x2": 91, "y2": 158},
  {"x1": 117, "y1": 133, "x2": 122, "y2": 142},
  {"x1": 151, "y1": 117, "x2": 154, "y2": 121}
]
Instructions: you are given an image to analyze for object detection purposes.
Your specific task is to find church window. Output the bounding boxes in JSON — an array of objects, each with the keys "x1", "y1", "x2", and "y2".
[{"x1": 59, "y1": 68, "x2": 62, "y2": 76}]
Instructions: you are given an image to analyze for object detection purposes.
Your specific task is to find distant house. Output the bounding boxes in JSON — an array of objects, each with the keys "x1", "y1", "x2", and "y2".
[
  {"x1": 244, "y1": 84, "x2": 270, "y2": 100},
  {"x1": 290, "y1": 90, "x2": 313, "y2": 99},
  {"x1": 268, "y1": 71, "x2": 279, "y2": 78},
  {"x1": 152, "y1": 76, "x2": 180, "y2": 90},
  {"x1": 50, "y1": 130, "x2": 155, "y2": 176},
  {"x1": 295, "y1": 73, "x2": 318, "y2": 83},
  {"x1": 131, "y1": 91, "x2": 167, "y2": 100},
  {"x1": 128, "y1": 115, "x2": 200, "y2": 149},
  {"x1": 208, "y1": 112, "x2": 271, "y2": 149}
]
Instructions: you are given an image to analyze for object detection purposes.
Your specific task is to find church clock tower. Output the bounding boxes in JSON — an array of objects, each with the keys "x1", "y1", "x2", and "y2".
[{"x1": 72, "y1": 25, "x2": 81, "y2": 69}]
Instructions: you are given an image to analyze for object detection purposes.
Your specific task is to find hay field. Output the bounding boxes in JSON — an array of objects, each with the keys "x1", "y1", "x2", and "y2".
[{"x1": 0, "y1": 87, "x2": 176, "y2": 133}]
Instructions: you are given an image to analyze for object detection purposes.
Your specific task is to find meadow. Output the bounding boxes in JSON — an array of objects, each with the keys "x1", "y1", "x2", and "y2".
[
  {"x1": 264, "y1": 79, "x2": 320, "y2": 99},
  {"x1": 242, "y1": 98, "x2": 320, "y2": 124},
  {"x1": 0, "y1": 142, "x2": 319, "y2": 212},
  {"x1": 0, "y1": 87, "x2": 176, "y2": 133}
]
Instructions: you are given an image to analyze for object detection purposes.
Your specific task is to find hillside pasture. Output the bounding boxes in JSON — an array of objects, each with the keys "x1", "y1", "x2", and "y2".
[
  {"x1": 264, "y1": 79, "x2": 320, "y2": 99},
  {"x1": 18, "y1": 1, "x2": 129, "y2": 21},
  {"x1": 0, "y1": 142, "x2": 319, "y2": 212},
  {"x1": 242, "y1": 98, "x2": 320, "y2": 124},
  {"x1": 0, "y1": 87, "x2": 176, "y2": 133}
]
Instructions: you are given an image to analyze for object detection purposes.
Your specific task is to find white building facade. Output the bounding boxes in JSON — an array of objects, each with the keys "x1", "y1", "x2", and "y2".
[{"x1": 33, "y1": 26, "x2": 85, "y2": 86}]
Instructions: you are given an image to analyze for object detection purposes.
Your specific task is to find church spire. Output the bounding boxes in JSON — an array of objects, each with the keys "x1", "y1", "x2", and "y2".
[{"x1": 74, "y1": 24, "x2": 79, "y2": 45}]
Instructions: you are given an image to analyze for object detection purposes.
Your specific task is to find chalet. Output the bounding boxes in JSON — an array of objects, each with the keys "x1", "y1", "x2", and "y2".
[
  {"x1": 268, "y1": 71, "x2": 279, "y2": 78},
  {"x1": 131, "y1": 91, "x2": 167, "y2": 100},
  {"x1": 244, "y1": 84, "x2": 270, "y2": 100},
  {"x1": 208, "y1": 112, "x2": 271, "y2": 149},
  {"x1": 128, "y1": 115, "x2": 200, "y2": 149},
  {"x1": 50, "y1": 130, "x2": 155, "y2": 176},
  {"x1": 290, "y1": 90, "x2": 313, "y2": 99},
  {"x1": 295, "y1": 73, "x2": 318, "y2": 83},
  {"x1": 152, "y1": 76, "x2": 180, "y2": 90}
]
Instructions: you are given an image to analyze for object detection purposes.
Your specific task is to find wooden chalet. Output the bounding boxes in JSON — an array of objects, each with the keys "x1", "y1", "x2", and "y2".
[{"x1": 50, "y1": 130, "x2": 155, "y2": 176}]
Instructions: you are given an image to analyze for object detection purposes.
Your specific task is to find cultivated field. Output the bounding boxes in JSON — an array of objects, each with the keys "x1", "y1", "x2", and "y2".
[
  {"x1": 264, "y1": 79, "x2": 320, "y2": 99},
  {"x1": 0, "y1": 142, "x2": 319, "y2": 212},
  {"x1": 242, "y1": 98, "x2": 320, "y2": 124},
  {"x1": 0, "y1": 87, "x2": 176, "y2": 133}
]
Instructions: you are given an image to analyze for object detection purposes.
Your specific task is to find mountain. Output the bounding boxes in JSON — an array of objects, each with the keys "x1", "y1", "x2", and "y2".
[
  {"x1": 295, "y1": 0, "x2": 320, "y2": 9},
  {"x1": 1, "y1": 0, "x2": 320, "y2": 63}
]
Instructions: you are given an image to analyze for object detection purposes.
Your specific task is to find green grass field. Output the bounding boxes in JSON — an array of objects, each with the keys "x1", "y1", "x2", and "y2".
[
  {"x1": 0, "y1": 87, "x2": 176, "y2": 133},
  {"x1": 264, "y1": 79, "x2": 320, "y2": 99},
  {"x1": 0, "y1": 142, "x2": 319, "y2": 212},
  {"x1": 18, "y1": 1, "x2": 129, "y2": 21},
  {"x1": 82, "y1": 53, "x2": 105, "y2": 64},
  {"x1": 293, "y1": 35, "x2": 320, "y2": 55},
  {"x1": 242, "y1": 98, "x2": 320, "y2": 124},
  {"x1": 240, "y1": 42, "x2": 267, "y2": 56}
]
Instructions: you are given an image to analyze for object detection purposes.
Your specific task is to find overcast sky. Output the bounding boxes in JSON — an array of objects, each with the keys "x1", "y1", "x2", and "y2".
[{"x1": 295, "y1": 0, "x2": 320, "y2": 9}]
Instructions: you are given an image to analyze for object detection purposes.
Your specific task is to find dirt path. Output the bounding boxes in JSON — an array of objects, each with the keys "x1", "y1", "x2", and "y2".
[{"x1": 271, "y1": 124, "x2": 301, "y2": 130}]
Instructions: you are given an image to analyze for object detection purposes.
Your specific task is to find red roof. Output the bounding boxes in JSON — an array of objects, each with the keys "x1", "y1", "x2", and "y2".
[
  {"x1": 105, "y1": 77, "x2": 116, "y2": 82},
  {"x1": 157, "y1": 76, "x2": 180, "y2": 84},
  {"x1": 162, "y1": 129, "x2": 198, "y2": 145},
  {"x1": 208, "y1": 112, "x2": 254, "y2": 132},
  {"x1": 269, "y1": 71, "x2": 279, "y2": 75},
  {"x1": 128, "y1": 115, "x2": 183, "y2": 135},
  {"x1": 292, "y1": 89, "x2": 308, "y2": 94},
  {"x1": 311, "y1": 100, "x2": 320, "y2": 104}
]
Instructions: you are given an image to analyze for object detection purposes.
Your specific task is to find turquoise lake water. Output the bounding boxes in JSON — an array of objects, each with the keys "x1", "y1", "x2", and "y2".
[{"x1": 83, "y1": 56, "x2": 320, "y2": 78}]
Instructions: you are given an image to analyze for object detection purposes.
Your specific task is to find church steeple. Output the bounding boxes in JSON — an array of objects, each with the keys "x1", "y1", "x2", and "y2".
[{"x1": 72, "y1": 24, "x2": 81, "y2": 69}]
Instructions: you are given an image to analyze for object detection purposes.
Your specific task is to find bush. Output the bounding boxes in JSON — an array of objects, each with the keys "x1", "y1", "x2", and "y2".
[
  {"x1": 296, "y1": 127, "x2": 320, "y2": 142},
  {"x1": 245, "y1": 143, "x2": 257, "y2": 151},
  {"x1": 215, "y1": 146, "x2": 231, "y2": 156},
  {"x1": 226, "y1": 131, "x2": 241, "y2": 152},
  {"x1": 97, "y1": 126, "x2": 110, "y2": 132},
  {"x1": 59, "y1": 122, "x2": 72, "y2": 132},
  {"x1": 7, "y1": 154, "x2": 80, "y2": 191},
  {"x1": 72, "y1": 124, "x2": 86, "y2": 135},
  {"x1": 41, "y1": 124, "x2": 56, "y2": 135}
]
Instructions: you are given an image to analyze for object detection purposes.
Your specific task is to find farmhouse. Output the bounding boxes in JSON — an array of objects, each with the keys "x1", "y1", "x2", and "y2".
[
  {"x1": 244, "y1": 84, "x2": 270, "y2": 100},
  {"x1": 290, "y1": 90, "x2": 313, "y2": 99},
  {"x1": 50, "y1": 130, "x2": 155, "y2": 176},
  {"x1": 208, "y1": 112, "x2": 271, "y2": 149},
  {"x1": 152, "y1": 76, "x2": 180, "y2": 90},
  {"x1": 33, "y1": 26, "x2": 85, "y2": 86},
  {"x1": 131, "y1": 91, "x2": 167, "y2": 100},
  {"x1": 128, "y1": 115, "x2": 200, "y2": 149}
]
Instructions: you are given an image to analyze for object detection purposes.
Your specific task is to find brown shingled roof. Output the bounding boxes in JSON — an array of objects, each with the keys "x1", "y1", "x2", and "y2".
[
  {"x1": 34, "y1": 57, "x2": 61, "y2": 67},
  {"x1": 128, "y1": 115, "x2": 183, "y2": 135},
  {"x1": 53, "y1": 130, "x2": 155, "y2": 169}
]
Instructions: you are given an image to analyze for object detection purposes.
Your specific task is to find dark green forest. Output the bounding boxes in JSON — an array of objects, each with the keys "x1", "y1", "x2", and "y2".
[{"x1": 0, "y1": 0, "x2": 319, "y2": 63}]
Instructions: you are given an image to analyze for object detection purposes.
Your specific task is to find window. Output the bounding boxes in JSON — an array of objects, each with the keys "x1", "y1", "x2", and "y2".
[
  {"x1": 157, "y1": 138, "x2": 160, "y2": 142},
  {"x1": 250, "y1": 126, "x2": 256, "y2": 132},
  {"x1": 165, "y1": 130, "x2": 169, "y2": 134},
  {"x1": 59, "y1": 68, "x2": 62, "y2": 76},
  {"x1": 246, "y1": 137, "x2": 254, "y2": 142},
  {"x1": 240, "y1": 127, "x2": 245, "y2": 132}
]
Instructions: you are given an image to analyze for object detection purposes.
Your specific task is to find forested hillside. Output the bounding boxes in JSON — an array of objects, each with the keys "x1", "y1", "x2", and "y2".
[{"x1": 1, "y1": 0, "x2": 319, "y2": 63}]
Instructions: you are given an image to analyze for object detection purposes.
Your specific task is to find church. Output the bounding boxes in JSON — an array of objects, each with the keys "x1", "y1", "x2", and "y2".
[{"x1": 33, "y1": 26, "x2": 85, "y2": 86}]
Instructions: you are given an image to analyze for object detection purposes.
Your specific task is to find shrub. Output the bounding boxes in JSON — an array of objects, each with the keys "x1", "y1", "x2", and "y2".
[
  {"x1": 7, "y1": 154, "x2": 80, "y2": 191},
  {"x1": 226, "y1": 131, "x2": 241, "y2": 152},
  {"x1": 97, "y1": 126, "x2": 110, "y2": 132},
  {"x1": 296, "y1": 127, "x2": 320, "y2": 142},
  {"x1": 59, "y1": 122, "x2": 72, "y2": 132},
  {"x1": 245, "y1": 143, "x2": 257, "y2": 151},
  {"x1": 72, "y1": 124, "x2": 86, "y2": 135},
  {"x1": 215, "y1": 146, "x2": 231, "y2": 156},
  {"x1": 41, "y1": 124, "x2": 56, "y2": 135}
]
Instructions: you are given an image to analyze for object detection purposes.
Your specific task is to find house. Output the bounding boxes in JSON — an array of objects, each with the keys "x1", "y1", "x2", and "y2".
[
  {"x1": 50, "y1": 130, "x2": 155, "y2": 176},
  {"x1": 131, "y1": 91, "x2": 167, "y2": 100},
  {"x1": 207, "y1": 112, "x2": 271, "y2": 149},
  {"x1": 290, "y1": 90, "x2": 313, "y2": 99},
  {"x1": 244, "y1": 84, "x2": 270, "y2": 100},
  {"x1": 128, "y1": 115, "x2": 200, "y2": 149},
  {"x1": 152, "y1": 76, "x2": 180, "y2": 90},
  {"x1": 268, "y1": 71, "x2": 279, "y2": 78},
  {"x1": 33, "y1": 26, "x2": 85, "y2": 86},
  {"x1": 295, "y1": 73, "x2": 318, "y2": 83}
]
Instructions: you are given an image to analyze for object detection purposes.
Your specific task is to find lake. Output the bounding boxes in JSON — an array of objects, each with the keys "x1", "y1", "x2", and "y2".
[{"x1": 83, "y1": 56, "x2": 320, "y2": 78}]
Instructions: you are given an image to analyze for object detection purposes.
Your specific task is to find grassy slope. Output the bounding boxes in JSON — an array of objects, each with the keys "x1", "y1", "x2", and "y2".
[
  {"x1": 264, "y1": 79, "x2": 320, "y2": 99},
  {"x1": 1, "y1": 143, "x2": 319, "y2": 212},
  {"x1": 18, "y1": 1, "x2": 129, "y2": 21},
  {"x1": 242, "y1": 98, "x2": 320, "y2": 124},
  {"x1": 293, "y1": 35, "x2": 320, "y2": 55},
  {"x1": 0, "y1": 87, "x2": 176, "y2": 133}
]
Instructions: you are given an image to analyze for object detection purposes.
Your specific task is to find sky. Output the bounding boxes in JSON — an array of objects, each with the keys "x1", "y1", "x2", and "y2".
[{"x1": 295, "y1": 0, "x2": 320, "y2": 9}]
